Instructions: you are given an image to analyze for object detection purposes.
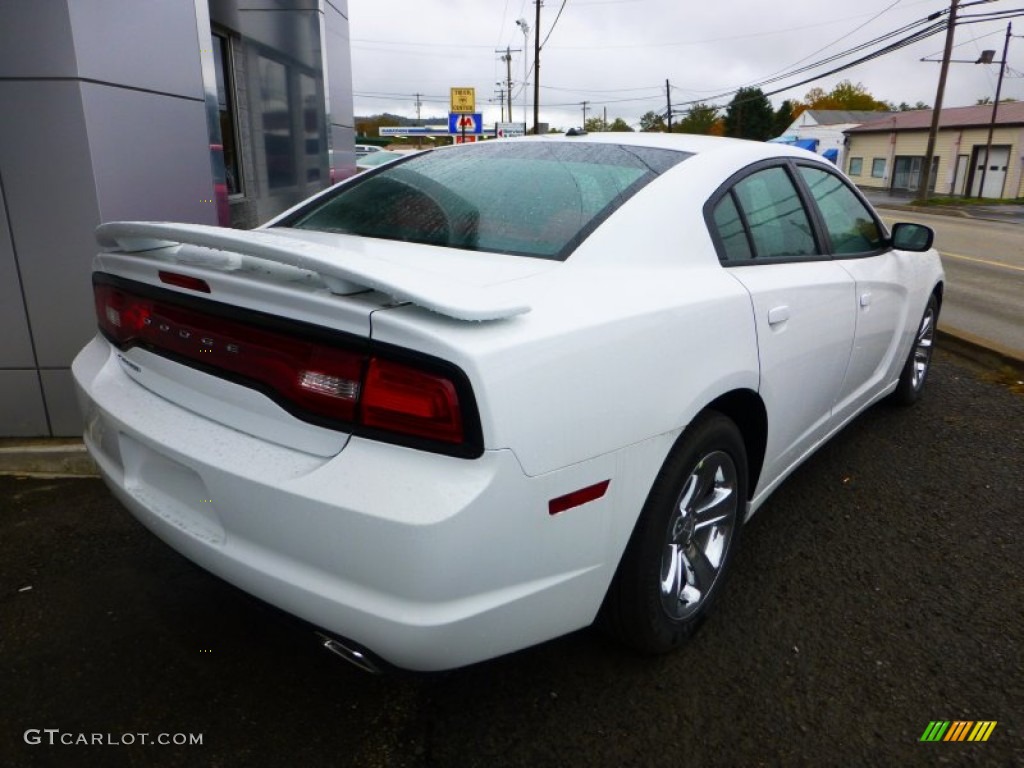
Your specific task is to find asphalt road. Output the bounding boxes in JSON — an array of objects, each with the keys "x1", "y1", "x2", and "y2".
[
  {"x1": 879, "y1": 211, "x2": 1024, "y2": 357},
  {"x1": 2, "y1": 350, "x2": 1022, "y2": 768}
]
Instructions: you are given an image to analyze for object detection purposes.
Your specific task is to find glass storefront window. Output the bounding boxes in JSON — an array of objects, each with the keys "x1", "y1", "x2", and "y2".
[
  {"x1": 259, "y1": 55, "x2": 296, "y2": 189},
  {"x1": 212, "y1": 33, "x2": 242, "y2": 196}
]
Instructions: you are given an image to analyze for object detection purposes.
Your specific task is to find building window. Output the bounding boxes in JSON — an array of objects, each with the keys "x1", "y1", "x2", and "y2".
[
  {"x1": 848, "y1": 157, "x2": 863, "y2": 176},
  {"x1": 212, "y1": 32, "x2": 242, "y2": 196},
  {"x1": 258, "y1": 55, "x2": 297, "y2": 189},
  {"x1": 871, "y1": 158, "x2": 886, "y2": 178}
]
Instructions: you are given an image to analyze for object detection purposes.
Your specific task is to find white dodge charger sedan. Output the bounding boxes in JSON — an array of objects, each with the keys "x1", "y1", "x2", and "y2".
[{"x1": 72, "y1": 133, "x2": 943, "y2": 672}]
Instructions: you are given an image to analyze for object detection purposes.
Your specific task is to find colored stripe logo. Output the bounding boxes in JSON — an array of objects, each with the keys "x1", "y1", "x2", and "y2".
[{"x1": 920, "y1": 721, "x2": 997, "y2": 742}]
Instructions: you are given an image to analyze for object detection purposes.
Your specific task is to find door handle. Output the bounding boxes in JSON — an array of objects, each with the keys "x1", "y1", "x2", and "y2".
[
  {"x1": 860, "y1": 292, "x2": 872, "y2": 307},
  {"x1": 767, "y1": 305, "x2": 790, "y2": 325}
]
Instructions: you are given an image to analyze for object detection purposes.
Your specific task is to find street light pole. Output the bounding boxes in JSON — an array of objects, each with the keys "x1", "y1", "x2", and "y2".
[
  {"x1": 978, "y1": 22, "x2": 1012, "y2": 198},
  {"x1": 516, "y1": 18, "x2": 530, "y2": 129},
  {"x1": 533, "y1": 0, "x2": 542, "y2": 135},
  {"x1": 917, "y1": 0, "x2": 959, "y2": 203}
]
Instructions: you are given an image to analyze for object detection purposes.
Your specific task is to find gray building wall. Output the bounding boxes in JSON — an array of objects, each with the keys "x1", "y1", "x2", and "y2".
[{"x1": 0, "y1": 0, "x2": 354, "y2": 437}]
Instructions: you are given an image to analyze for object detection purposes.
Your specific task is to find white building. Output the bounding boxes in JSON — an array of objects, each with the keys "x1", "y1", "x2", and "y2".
[{"x1": 772, "y1": 110, "x2": 895, "y2": 168}]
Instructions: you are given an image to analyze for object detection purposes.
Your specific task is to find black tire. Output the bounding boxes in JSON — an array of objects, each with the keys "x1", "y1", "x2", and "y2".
[
  {"x1": 890, "y1": 295, "x2": 938, "y2": 406},
  {"x1": 599, "y1": 411, "x2": 748, "y2": 654}
]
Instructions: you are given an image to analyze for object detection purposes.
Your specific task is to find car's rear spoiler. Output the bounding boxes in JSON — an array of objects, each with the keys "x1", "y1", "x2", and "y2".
[{"x1": 95, "y1": 221, "x2": 531, "y2": 322}]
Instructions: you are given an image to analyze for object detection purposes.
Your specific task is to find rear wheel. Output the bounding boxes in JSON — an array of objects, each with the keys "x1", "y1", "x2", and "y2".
[
  {"x1": 890, "y1": 295, "x2": 938, "y2": 406},
  {"x1": 600, "y1": 411, "x2": 747, "y2": 654}
]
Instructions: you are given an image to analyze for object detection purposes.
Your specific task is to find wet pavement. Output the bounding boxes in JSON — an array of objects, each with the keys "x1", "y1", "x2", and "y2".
[
  {"x1": 2, "y1": 349, "x2": 1022, "y2": 767},
  {"x1": 861, "y1": 189, "x2": 1024, "y2": 225}
]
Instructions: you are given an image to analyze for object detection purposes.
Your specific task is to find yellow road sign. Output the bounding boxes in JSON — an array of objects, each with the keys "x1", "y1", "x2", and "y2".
[{"x1": 450, "y1": 87, "x2": 476, "y2": 114}]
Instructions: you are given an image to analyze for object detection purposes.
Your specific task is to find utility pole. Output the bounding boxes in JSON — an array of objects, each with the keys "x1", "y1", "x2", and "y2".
[
  {"x1": 978, "y1": 22, "x2": 1012, "y2": 198},
  {"x1": 495, "y1": 47, "x2": 520, "y2": 125},
  {"x1": 581, "y1": 101, "x2": 589, "y2": 129},
  {"x1": 666, "y1": 79, "x2": 672, "y2": 133},
  {"x1": 494, "y1": 87, "x2": 506, "y2": 122},
  {"x1": 533, "y1": 0, "x2": 542, "y2": 134},
  {"x1": 413, "y1": 93, "x2": 423, "y2": 148},
  {"x1": 918, "y1": 0, "x2": 959, "y2": 203}
]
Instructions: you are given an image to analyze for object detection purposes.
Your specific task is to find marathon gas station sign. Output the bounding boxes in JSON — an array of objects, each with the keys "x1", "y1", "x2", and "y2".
[
  {"x1": 449, "y1": 87, "x2": 481, "y2": 143},
  {"x1": 379, "y1": 88, "x2": 525, "y2": 142}
]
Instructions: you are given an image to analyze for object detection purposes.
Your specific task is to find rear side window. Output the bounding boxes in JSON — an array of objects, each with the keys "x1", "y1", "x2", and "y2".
[
  {"x1": 281, "y1": 142, "x2": 689, "y2": 260},
  {"x1": 712, "y1": 193, "x2": 752, "y2": 260},
  {"x1": 798, "y1": 166, "x2": 884, "y2": 254},
  {"x1": 730, "y1": 167, "x2": 817, "y2": 259}
]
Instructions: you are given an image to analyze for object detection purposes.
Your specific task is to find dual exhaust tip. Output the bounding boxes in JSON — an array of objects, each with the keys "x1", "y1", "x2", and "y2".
[{"x1": 316, "y1": 632, "x2": 383, "y2": 675}]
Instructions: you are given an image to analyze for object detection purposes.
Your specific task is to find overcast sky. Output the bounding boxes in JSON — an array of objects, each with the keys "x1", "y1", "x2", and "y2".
[{"x1": 347, "y1": 0, "x2": 1023, "y2": 130}]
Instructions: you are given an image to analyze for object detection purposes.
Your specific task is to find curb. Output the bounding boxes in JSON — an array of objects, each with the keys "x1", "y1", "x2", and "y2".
[
  {"x1": 0, "y1": 440, "x2": 99, "y2": 479},
  {"x1": 937, "y1": 325, "x2": 1024, "y2": 376},
  {"x1": 0, "y1": 330, "x2": 1019, "y2": 480},
  {"x1": 872, "y1": 202, "x2": 1024, "y2": 226}
]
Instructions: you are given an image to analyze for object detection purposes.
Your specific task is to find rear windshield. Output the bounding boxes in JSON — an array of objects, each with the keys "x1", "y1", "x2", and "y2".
[{"x1": 280, "y1": 142, "x2": 690, "y2": 260}]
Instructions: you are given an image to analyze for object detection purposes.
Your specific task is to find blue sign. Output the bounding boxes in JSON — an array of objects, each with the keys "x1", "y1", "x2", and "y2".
[{"x1": 448, "y1": 112, "x2": 483, "y2": 135}]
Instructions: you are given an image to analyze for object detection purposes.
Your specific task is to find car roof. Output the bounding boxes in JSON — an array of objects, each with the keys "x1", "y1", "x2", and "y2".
[{"x1": 474, "y1": 131, "x2": 823, "y2": 165}]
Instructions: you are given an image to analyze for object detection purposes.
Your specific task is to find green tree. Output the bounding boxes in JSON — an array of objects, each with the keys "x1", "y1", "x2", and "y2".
[
  {"x1": 723, "y1": 88, "x2": 775, "y2": 141},
  {"x1": 774, "y1": 100, "x2": 795, "y2": 135},
  {"x1": 891, "y1": 100, "x2": 931, "y2": 111},
  {"x1": 674, "y1": 103, "x2": 720, "y2": 135},
  {"x1": 639, "y1": 111, "x2": 666, "y2": 132},
  {"x1": 608, "y1": 117, "x2": 634, "y2": 132},
  {"x1": 584, "y1": 116, "x2": 609, "y2": 132}
]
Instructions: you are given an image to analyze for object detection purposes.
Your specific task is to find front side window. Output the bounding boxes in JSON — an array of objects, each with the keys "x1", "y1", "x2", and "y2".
[
  {"x1": 799, "y1": 166, "x2": 884, "y2": 255},
  {"x1": 729, "y1": 167, "x2": 817, "y2": 260},
  {"x1": 283, "y1": 142, "x2": 690, "y2": 260}
]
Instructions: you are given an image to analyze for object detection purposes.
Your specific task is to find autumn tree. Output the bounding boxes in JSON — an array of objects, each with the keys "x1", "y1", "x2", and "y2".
[
  {"x1": 584, "y1": 116, "x2": 609, "y2": 132},
  {"x1": 355, "y1": 115, "x2": 400, "y2": 138},
  {"x1": 801, "y1": 80, "x2": 890, "y2": 112},
  {"x1": 723, "y1": 88, "x2": 775, "y2": 141}
]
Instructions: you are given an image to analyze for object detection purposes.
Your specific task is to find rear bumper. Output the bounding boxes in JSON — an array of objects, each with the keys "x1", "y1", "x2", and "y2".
[{"x1": 72, "y1": 335, "x2": 619, "y2": 670}]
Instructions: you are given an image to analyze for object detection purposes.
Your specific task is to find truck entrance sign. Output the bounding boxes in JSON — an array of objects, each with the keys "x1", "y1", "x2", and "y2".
[{"x1": 450, "y1": 87, "x2": 475, "y2": 114}]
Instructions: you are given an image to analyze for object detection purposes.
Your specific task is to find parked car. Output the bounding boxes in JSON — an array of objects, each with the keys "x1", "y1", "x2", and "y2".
[
  {"x1": 355, "y1": 149, "x2": 411, "y2": 173},
  {"x1": 73, "y1": 133, "x2": 943, "y2": 672},
  {"x1": 355, "y1": 144, "x2": 382, "y2": 156}
]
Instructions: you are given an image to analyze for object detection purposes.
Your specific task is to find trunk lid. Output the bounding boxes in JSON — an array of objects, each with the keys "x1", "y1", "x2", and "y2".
[{"x1": 93, "y1": 222, "x2": 553, "y2": 456}]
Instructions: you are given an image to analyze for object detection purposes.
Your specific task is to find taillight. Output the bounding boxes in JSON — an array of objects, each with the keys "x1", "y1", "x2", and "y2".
[
  {"x1": 361, "y1": 358, "x2": 463, "y2": 444},
  {"x1": 92, "y1": 276, "x2": 481, "y2": 457}
]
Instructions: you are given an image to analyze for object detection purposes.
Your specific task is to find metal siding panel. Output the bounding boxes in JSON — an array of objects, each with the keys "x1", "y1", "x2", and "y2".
[
  {"x1": 0, "y1": 370, "x2": 48, "y2": 436},
  {"x1": 324, "y1": 3, "x2": 354, "y2": 128},
  {"x1": 331, "y1": 124, "x2": 356, "y2": 178},
  {"x1": 0, "y1": 81, "x2": 100, "y2": 369},
  {"x1": 0, "y1": 178, "x2": 36, "y2": 367},
  {"x1": 65, "y1": 1, "x2": 205, "y2": 99},
  {"x1": 80, "y1": 82, "x2": 217, "y2": 225},
  {"x1": 41, "y1": 368, "x2": 83, "y2": 436},
  {"x1": 0, "y1": 1, "x2": 76, "y2": 78}
]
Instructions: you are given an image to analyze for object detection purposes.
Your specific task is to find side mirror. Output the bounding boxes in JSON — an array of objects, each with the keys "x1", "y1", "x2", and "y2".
[{"x1": 890, "y1": 222, "x2": 934, "y2": 252}]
